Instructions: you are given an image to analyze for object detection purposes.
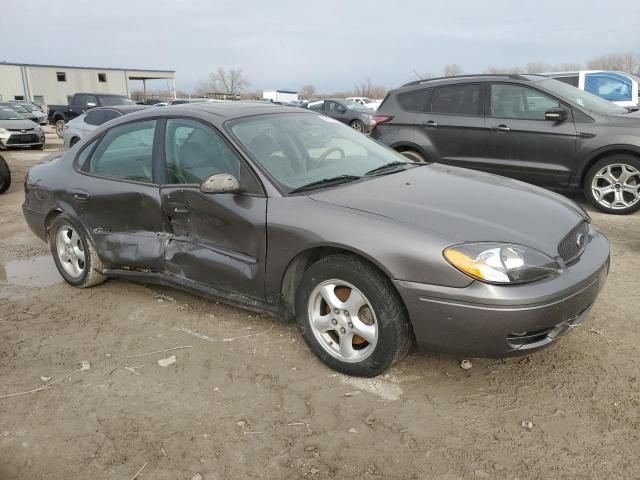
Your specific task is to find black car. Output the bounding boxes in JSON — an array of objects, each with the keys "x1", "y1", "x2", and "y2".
[
  {"x1": 371, "y1": 74, "x2": 640, "y2": 214},
  {"x1": 308, "y1": 99, "x2": 375, "y2": 132}
]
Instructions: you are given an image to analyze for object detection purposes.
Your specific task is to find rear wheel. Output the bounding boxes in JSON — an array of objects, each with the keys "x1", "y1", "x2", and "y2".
[
  {"x1": 0, "y1": 154, "x2": 11, "y2": 194},
  {"x1": 350, "y1": 120, "x2": 364, "y2": 132},
  {"x1": 49, "y1": 215, "x2": 106, "y2": 288},
  {"x1": 295, "y1": 254, "x2": 413, "y2": 377},
  {"x1": 399, "y1": 149, "x2": 425, "y2": 163},
  {"x1": 585, "y1": 155, "x2": 640, "y2": 214},
  {"x1": 55, "y1": 119, "x2": 65, "y2": 138}
]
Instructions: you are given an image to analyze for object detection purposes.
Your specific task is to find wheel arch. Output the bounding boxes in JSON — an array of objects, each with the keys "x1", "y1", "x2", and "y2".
[
  {"x1": 578, "y1": 145, "x2": 640, "y2": 187},
  {"x1": 44, "y1": 208, "x2": 64, "y2": 239},
  {"x1": 278, "y1": 245, "x2": 404, "y2": 321}
]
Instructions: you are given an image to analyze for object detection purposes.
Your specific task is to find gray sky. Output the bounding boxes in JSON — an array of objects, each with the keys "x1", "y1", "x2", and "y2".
[{"x1": 3, "y1": 0, "x2": 639, "y2": 93}]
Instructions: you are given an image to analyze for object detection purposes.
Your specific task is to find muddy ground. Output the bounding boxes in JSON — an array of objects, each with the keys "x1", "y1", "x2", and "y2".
[{"x1": 0, "y1": 128, "x2": 638, "y2": 480}]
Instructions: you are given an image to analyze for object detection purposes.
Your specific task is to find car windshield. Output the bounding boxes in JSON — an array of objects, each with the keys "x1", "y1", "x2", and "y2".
[
  {"x1": 539, "y1": 78, "x2": 628, "y2": 114},
  {"x1": 0, "y1": 108, "x2": 24, "y2": 120},
  {"x1": 99, "y1": 96, "x2": 135, "y2": 106},
  {"x1": 8, "y1": 105, "x2": 29, "y2": 113},
  {"x1": 229, "y1": 113, "x2": 410, "y2": 193}
]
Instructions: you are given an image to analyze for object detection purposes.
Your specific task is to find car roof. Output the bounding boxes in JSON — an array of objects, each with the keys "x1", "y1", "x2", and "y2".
[
  {"x1": 92, "y1": 105, "x2": 151, "y2": 114},
  {"x1": 399, "y1": 74, "x2": 548, "y2": 90},
  {"x1": 149, "y1": 101, "x2": 306, "y2": 119}
]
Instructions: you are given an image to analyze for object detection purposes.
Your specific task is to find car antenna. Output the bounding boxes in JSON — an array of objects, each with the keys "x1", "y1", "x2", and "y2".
[{"x1": 412, "y1": 69, "x2": 423, "y2": 80}]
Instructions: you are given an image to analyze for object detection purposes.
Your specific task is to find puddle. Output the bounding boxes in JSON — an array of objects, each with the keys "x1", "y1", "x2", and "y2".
[{"x1": 0, "y1": 255, "x2": 62, "y2": 287}]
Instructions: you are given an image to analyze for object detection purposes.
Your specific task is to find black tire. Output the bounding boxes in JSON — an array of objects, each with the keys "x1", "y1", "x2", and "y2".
[
  {"x1": 584, "y1": 154, "x2": 640, "y2": 215},
  {"x1": 0, "y1": 154, "x2": 10, "y2": 194},
  {"x1": 350, "y1": 120, "x2": 365, "y2": 132},
  {"x1": 49, "y1": 214, "x2": 107, "y2": 288},
  {"x1": 295, "y1": 254, "x2": 413, "y2": 377},
  {"x1": 70, "y1": 137, "x2": 80, "y2": 147},
  {"x1": 55, "y1": 119, "x2": 65, "y2": 138},
  {"x1": 399, "y1": 149, "x2": 425, "y2": 163}
]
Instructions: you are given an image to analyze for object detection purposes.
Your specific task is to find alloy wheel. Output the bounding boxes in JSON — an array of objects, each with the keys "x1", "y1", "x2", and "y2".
[
  {"x1": 56, "y1": 226, "x2": 86, "y2": 278},
  {"x1": 307, "y1": 279, "x2": 378, "y2": 363},
  {"x1": 55, "y1": 120, "x2": 65, "y2": 138},
  {"x1": 591, "y1": 163, "x2": 640, "y2": 210},
  {"x1": 351, "y1": 121, "x2": 364, "y2": 132}
]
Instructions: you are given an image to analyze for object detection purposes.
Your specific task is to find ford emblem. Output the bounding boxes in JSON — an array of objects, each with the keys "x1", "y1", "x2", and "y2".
[{"x1": 21, "y1": 129, "x2": 26, "y2": 133}]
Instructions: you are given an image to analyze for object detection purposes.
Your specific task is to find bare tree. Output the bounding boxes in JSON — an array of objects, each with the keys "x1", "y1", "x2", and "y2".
[
  {"x1": 587, "y1": 53, "x2": 640, "y2": 73},
  {"x1": 197, "y1": 67, "x2": 249, "y2": 96},
  {"x1": 353, "y1": 77, "x2": 388, "y2": 98},
  {"x1": 300, "y1": 84, "x2": 316, "y2": 99},
  {"x1": 443, "y1": 64, "x2": 463, "y2": 76},
  {"x1": 524, "y1": 62, "x2": 553, "y2": 73}
]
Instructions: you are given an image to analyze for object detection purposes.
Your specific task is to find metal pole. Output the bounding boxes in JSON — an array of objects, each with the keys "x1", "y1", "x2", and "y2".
[
  {"x1": 172, "y1": 77, "x2": 177, "y2": 99},
  {"x1": 143, "y1": 79, "x2": 147, "y2": 100}
]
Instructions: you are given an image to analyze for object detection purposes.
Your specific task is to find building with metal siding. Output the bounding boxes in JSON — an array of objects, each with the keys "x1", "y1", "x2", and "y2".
[{"x1": 0, "y1": 62, "x2": 176, "y2": 107}]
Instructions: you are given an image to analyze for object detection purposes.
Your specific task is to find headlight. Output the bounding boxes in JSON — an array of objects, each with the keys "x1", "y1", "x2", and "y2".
[{"x1": 444, "y1": 243, "x2": 560, "y2": 284}]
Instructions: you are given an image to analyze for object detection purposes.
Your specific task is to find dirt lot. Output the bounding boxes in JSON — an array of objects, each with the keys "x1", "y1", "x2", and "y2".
[{"x1": 0, "y1": 128, "x2": 638, "y2": 480}]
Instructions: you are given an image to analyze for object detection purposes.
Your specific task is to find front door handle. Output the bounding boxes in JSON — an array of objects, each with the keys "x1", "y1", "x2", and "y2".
[
  {"x1": 173, "y1": 206, "x2": 189, "y2": 214},
  {"x1": 166, "y1": 201, "x2": 189, "y2": 214},
  {"x1": 493, "y1": 124, "x2": 511, "y2": 132},
  {"x1": 422, "y1": 120, "x2": 438, "y2": 127}
]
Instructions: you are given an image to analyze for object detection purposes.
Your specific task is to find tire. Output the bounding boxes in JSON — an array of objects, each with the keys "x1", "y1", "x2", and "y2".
[
  {"x1": 0, "y1": 154, "x2": 11, "y2": 194},
  {"x1": 584, "y1": 154, "x2": 640, "y2": 215},
  {"x1": 350, "y1": 120, "x2": 365, "y2": 132},
  {"x1": 295, "y1": 254, "x2": 413, "y2": 377},
  {"x1": 55, "y1": 119, "x2": 65, "y2": 138},
  {"x1": 49, "y1": 214, "x2": 107, "y2": 288},
  {"x1": 70, "y1": 137, "x2": 80, "y2": 147},
  {"x1": 399, "y1": 149, "x2": 425, "y2": 163}
]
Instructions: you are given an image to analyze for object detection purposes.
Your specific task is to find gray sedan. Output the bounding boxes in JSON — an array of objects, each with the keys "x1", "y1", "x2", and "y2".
[
  {"x1": 0, "y1": 102, "x2": 47, "y2": 125},
  {"x1": 63, "y1": 104, "x2": 150, "y2": 148},
  {"x1": 22, "y1": 103, "x2": 609, "y2": 377}
]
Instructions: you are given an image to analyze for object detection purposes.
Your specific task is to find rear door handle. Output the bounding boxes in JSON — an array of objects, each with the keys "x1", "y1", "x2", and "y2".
[
  {"x1": 72, "y1": 190, "x2": 89, "y2": 201},
  {"x1": 166, "y1": 201, "x2": 189, "y2": 214},
  {"x1": 421, "y1": 120, "x2": 438, "y2": 127},
  {"x1": 493, "y1": 124, "x2": 511, "y2": 132}
]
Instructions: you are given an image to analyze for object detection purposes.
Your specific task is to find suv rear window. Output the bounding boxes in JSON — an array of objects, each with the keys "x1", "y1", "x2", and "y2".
[
  {"x1": 431, "y1": 84, "x2": 482, "y2": 115},
  {"x1": 397, "y1": 89, "x2": 432, "y2": 112}
]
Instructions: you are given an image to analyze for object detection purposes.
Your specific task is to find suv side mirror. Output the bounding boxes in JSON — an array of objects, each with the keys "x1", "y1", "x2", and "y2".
[
  {"x1": 86, "y1": 102, "x2": 97, "y2": 109},
  {"x1": 200, "y1": 173, "x2": 240, "y2": 194},
  {"x1": 545, "y1": 107, "x2": 568, "y2": 122}
]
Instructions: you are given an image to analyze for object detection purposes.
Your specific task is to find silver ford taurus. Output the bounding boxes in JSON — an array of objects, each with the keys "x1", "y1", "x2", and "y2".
[{"x1": 22, "y1": 103, "x2": 610, "y2": 376}]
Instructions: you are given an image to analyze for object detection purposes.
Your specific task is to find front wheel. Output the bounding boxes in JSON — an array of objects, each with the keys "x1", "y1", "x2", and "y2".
[
  {"x1": 0, "y1": 154, "x2": 10, "y2": 194},
  {"x1": 295, "y1": 254, "x2": 413, "y2": 377},
  {"x1": 585, "y1": 155, "x2": 640, "y2": 214},
  {"x1": 399, "y1": 149, "x2": 425, "y2": 163},
  {"x1": 49, "y1": 215, "x2": 106, "y2": 288},
  {"x1": 55, "y1": 119, "x2": 65, "y2": 138}
]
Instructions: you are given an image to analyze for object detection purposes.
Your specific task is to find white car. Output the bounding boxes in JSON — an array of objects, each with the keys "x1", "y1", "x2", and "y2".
[
  {"x1": 346, "y1": 97, "x2": 381, "y2": 110},
  {"x1": 63, "y1": 105, "x2": 150, "y2": 148},
  {"x1": 543, "y1": 70, "x2": 640, "y2": 108}
]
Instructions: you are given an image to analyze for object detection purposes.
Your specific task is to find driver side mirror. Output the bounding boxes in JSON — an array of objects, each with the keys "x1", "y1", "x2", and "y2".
[
  {"x1": 86, "y1": 102, "x2": 97, "y2": 109},
  {"x1": 545, "y1": 107, "x2": 568, "y2": 122},
  {"x1": 200, "y1": 173, "x2": 241, "y2": 194}
]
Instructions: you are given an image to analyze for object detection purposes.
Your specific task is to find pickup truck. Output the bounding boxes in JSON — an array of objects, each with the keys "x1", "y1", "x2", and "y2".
[{"x1": 48, "y1": 93, "x2": 134, "y2": 138}]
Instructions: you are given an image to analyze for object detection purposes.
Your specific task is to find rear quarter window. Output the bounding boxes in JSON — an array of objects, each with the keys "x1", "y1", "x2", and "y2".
[{"x1": 396, "y1": 88, "x2": 432, "y2": 112}]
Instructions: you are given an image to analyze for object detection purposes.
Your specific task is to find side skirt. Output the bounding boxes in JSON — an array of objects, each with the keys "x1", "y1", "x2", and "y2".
[{"x1": 102, "y1": 268, "x2": 281, "y2": 317}]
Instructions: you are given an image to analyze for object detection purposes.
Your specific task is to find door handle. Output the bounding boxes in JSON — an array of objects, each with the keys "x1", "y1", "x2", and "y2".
[
  {"x1": 422, "y1": 120, "x2": 438, "y2": 127},
  {"x1": 493, "y1": 124, "x2": 511, "y2": 132},
  {"x1": 173, "y1": 207, "x2": 189, "y2": 214},
  {"x1": 72, "y1": 190, "x2": 89, "y2": 201}
]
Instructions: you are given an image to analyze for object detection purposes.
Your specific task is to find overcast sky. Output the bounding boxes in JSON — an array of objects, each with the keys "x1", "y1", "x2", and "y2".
[{"x1": 3, "y1": 0, "x2": 639, "y2": 93}]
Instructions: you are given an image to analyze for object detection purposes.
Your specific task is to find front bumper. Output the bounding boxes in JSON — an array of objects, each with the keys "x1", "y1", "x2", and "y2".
[
  {"x1": 0, "y1": 131, "x2": 45, "y2": 148},
  {"x1": 395, "y1": 225, "x2": 610, "y2": 357}
]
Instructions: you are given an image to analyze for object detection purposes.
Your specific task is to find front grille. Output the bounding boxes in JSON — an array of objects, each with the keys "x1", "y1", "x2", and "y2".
[
  {"x1": 7, "y1": 128, "x2": 35, "y2": 132},
  {"x1": 7, "y1": 134, "x2": 39, "y2": 145},
  {"x1": 558, "y1": 222, "x2": 589, "y2": 264}
]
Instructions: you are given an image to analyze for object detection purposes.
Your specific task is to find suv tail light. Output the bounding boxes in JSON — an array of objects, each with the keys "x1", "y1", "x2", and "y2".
[{"x1": 371, "y1": 115, "x2": 393, "y2": 131}]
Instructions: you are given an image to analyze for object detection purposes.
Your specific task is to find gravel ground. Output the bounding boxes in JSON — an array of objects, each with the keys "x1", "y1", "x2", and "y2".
[{"x1": 0, "y1": 128, "x2": 638, "y2": 479}]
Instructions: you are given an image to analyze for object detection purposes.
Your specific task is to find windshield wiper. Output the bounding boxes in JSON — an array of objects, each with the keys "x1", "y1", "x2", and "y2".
[
  {"x1": 365, "y1": 161, "x2": 415, "y2": 176},
  {"x1": 289, "y1": 175, "x2": 361, "y2": 193}
]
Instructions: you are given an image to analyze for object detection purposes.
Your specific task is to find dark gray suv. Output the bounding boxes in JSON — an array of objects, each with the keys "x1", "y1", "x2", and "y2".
[{"x1": 371, "y1": 74, "x2": 640, "y2": 214}]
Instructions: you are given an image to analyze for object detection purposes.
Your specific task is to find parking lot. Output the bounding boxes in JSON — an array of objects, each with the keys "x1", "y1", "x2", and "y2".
[{"x1": 0, "y1": 128, "x2": 639, "y2": 479}]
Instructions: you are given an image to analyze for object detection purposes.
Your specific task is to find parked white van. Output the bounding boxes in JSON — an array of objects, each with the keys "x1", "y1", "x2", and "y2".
[{"x1": 543, "y1": 71, "x2": 639, "y2": 108}]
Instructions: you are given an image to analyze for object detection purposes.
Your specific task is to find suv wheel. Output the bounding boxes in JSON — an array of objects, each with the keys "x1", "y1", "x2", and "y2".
[
  {"x1": 295, "y1": 254, "x2": 413, "y2": 377},
  {"x1": 399, "y1": 149, "x2": 425, "y2": 163},
  {"x1": 585, "y1": 155, "x2": 640, "y2": 214},
  {"x1": 350, "y1": 120, "x2": 364, "y2": 132}
]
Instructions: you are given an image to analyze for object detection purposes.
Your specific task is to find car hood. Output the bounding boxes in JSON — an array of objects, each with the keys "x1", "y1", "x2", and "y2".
[
  {"x1": 0, "y1": 119, "x2": 39, "y2": 129},
  {"x1": 309, "y1": 164, "x2": 587, "y2": 257}
]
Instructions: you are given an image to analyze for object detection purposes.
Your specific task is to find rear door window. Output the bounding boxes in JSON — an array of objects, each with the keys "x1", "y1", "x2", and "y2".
[
  {"x1": 84, "y1": 110, "x2": 105, "y2": 126},
  {"x1": 431, "y1": 84, "x2": 482, "y2": 115},
  {"x1": 88, "y1": 120, "x2": 156, "y2": 183},
  {"x1": 101, "y1": 110, "x2": 122, "y2": 124},
  {"x1": 584, "y1": 72, "x2": 633, "y2": 102},
  {"x1": 554, "y1": 76, "x2": 579, "y2": 88}
]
